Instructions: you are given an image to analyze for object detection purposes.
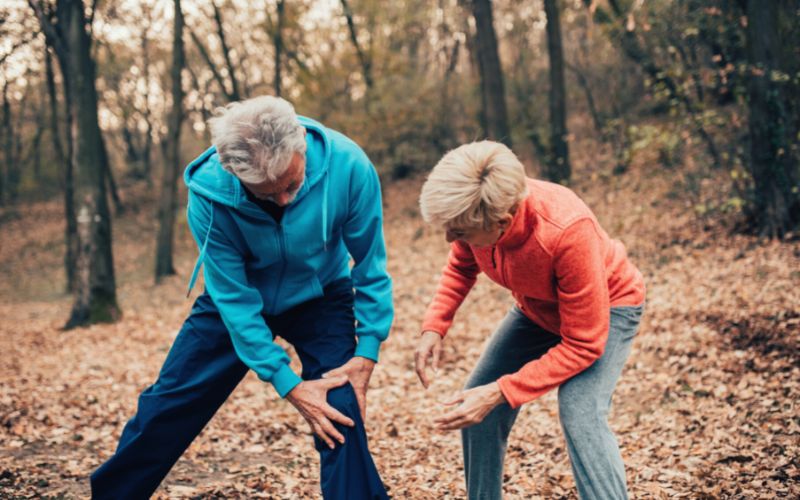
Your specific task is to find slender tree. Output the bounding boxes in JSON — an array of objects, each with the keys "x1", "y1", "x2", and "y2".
[
  {"x1": 30, "y1": 0, "x2": 120, "y2": 327},
  {"x1": 462, "y1": 0, "x2": 511, "y2": 147},
  {"x1": 744, "y1": 0, "x2": 800, "y2": 237},
  {"x1": 155, "y1": 0, "x2": 185, "y2": 281},
  {"x1": 544, "y1": 0, "x2": 571, "y2": 183},
  {"x1": 45, "y1": 43, "x2": 77, "y2": 291},
  {"x1": 341, "y1": 0, "x2": 374, "y2": 91},
  {"x1": 273, "y1": 0, "x2": 286, "y2": 97}
]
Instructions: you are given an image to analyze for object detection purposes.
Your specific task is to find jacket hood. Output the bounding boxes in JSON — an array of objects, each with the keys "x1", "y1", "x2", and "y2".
[{"x1": 183, "y1": 116, "x2": 331, "y2": 219}]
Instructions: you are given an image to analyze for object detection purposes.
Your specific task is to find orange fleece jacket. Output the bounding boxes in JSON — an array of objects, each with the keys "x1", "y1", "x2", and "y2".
[{"x1": 421, "y1": 179, "x2": 646, "y2": 408}]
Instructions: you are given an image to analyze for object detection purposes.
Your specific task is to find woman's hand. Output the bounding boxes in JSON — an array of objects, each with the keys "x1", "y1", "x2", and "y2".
[
  {"x1": 434, "y1": 382, "x2": 507, "y2": 431},
  {"x1": 415, "y1": 330, "x2": 444, "y2": 388}
]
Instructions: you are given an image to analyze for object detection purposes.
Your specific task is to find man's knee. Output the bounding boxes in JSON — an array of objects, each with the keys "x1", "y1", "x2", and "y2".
[{"x1": 326, "y1": 383, "x2": 360, "y2": 419}]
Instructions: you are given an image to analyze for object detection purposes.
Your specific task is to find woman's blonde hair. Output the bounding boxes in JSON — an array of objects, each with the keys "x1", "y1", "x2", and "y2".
[{"x1": 420, "y1": 141, "x2": 528, "y2": 230}]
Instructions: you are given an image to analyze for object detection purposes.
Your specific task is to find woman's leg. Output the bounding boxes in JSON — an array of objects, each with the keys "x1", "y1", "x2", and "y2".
[
  {"x1": 557, "y1": 305, "x2": 644, "y2": 500},
  {"x1": 462, "y1": 307, "x2": 561, "y2": 500}
]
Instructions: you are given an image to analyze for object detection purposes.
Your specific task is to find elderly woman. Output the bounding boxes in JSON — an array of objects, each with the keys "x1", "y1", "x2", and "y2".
[{"x1": 415, "y1": 141, "x2": 646, "y2": 499}]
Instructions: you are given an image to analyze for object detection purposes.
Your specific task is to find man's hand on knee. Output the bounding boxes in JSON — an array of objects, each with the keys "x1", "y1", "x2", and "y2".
[
  {"x1": 286, "y1": 376, "x2": 355, "y2": 449},
  {"x1": 322, "y1": 356, "x2": 375, "y2": 421}
]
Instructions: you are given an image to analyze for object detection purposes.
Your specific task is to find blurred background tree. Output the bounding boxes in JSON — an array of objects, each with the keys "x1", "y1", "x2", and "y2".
[{"x1": 0, "y1": 0, "x2": 798, "y2": 326}]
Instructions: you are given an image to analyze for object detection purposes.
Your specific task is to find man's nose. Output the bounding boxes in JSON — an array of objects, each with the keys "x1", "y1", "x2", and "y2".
[
  {"x1": 275, "y1": 193, "x2": 291, "y2": 206},
  {"x1": 445, "y1": 231, "x2": 456, "y2": 243}
]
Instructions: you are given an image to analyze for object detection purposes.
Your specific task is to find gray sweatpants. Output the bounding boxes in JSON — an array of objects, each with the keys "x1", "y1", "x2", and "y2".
[{"x1": 462, "y1": 304, "x2": 644, "y2": 500}]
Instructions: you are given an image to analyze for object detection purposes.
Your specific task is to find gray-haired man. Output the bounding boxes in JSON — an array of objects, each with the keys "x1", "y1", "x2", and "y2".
[{"x1": 91, "y1": 96, "x2": 393, "y2": 499}]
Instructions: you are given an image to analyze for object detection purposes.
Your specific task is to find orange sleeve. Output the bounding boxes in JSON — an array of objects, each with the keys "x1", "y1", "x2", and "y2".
[
  {"x1": 497, "y1": 218, "x2": 611, "y2": 407},
  {"x1": 421, "y1": 241, "x2": 481, "y2": 337}
]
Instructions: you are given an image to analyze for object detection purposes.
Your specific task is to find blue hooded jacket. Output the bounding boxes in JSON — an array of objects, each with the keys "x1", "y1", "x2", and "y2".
[{"x1": 183, "y1": 116, "x2": 393, "y2": 397}]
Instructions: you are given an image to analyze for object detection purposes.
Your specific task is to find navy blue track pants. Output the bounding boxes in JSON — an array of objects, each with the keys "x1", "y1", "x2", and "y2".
[{"x1": 90, "y1": 278, "x2": 388, "y2": 499}]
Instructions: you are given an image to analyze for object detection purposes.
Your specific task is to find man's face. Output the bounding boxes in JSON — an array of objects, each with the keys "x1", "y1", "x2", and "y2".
[{"x1": 242, "y1": 152, "x2": 306, "y2": 206}]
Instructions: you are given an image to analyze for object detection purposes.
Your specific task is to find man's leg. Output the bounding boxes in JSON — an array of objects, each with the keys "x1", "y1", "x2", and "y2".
[
  {"x1": 275, "y1": 278, "x2": 388, "y2": 500},
  {"x1": 461, "y1": 307, "x2": 561, "y2": 500},
  {"x1": 91, "y1": 293, "x2": 249, "y2": 500},
  {"x1": 557, "y1": 305, "x2": 644, "y2": 500}
]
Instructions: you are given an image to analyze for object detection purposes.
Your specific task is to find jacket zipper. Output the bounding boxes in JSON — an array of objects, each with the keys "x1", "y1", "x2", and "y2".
[{"x1": 492, "y1": 245, "x2": 508, "y2": 286}]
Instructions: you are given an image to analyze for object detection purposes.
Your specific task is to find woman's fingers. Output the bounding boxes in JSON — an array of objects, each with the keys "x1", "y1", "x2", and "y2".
[
  {"x1": 432, "y1": 343, "x2": 441, "y2": 373},
  {"x1": 440, "y1": 392, "x2": 464, "y2": 406},
  {"x1": 415, "y1": 347, "x2": 431, "y2": 388}
]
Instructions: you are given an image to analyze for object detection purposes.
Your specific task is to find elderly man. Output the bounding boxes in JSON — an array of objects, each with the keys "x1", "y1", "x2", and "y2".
[{"x1": 91, "y1": 96, "x2": 393, "y2": 499}]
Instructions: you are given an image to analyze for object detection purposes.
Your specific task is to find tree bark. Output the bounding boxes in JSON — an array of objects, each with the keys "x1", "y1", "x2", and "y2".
[
  {"x1": 49, "y1": 0, "x2": 120, "y2": 328},
  {"x1": 210, "y1": 0, "x2": 241, "y2": 101},
  {"x1": 745, "y1": 0, "x2": 800, "y2": 237},
  {"x1": 544, "y1": 0, "x2": 571, "y2": 184},
  {"x1": 45, "y1": 42, "x2": 78, "y2": 292},
  {"x1": 0, "y1": 83, "x2": 9, "y2": 206},
  {"x1": 273, "y1": 0, "x2": 286, "y2": 97},
  {"x1": 155, "y1": 0, "x2": 185, "y2": 281},
  {"x1": 341, "y1": 0, "x2": 373, "y2": 90},
  {"x1": 463, "y1": 0, "x2": 511, "y2": 147}
]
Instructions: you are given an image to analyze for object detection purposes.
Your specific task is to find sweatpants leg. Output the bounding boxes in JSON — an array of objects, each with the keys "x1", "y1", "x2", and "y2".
[
  {"x1": 90, "y1": 294, "x2": 248, "y2": 500},
  {"x1": 461, "y1": 307, "x2": 562, "y2": 500},
  {"x1": 557, "y1": 305, "x2": 644, "y2": 500},
  {"x1": 275, "y1": 278, "x2": 388, "y2": 500}
]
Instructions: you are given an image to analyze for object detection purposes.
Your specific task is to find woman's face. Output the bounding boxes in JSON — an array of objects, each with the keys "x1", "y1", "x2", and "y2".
[{"x1": 444, "y1": 214, "x2": 513, "y2": 248}]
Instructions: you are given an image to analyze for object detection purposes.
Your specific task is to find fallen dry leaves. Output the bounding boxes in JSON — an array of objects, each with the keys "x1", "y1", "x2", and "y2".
[{"x1": 1, "y1": 135, "x2": 798, "y2": 498}]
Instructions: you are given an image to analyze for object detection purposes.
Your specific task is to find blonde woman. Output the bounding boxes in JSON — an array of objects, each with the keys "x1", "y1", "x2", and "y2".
[{"x1": 415, "y1": 141, "x2": 646, "y2": 499}]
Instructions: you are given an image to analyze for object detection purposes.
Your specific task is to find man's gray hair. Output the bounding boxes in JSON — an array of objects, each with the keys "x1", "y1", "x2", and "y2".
[{"x1": 208, "y1": 95, "x2": 307, "y2": 184}]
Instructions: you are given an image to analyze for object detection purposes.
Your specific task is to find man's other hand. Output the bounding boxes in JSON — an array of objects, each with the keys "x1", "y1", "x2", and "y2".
[{"x1": 322, "y1": 357, "x2": 375, "y2": 421}]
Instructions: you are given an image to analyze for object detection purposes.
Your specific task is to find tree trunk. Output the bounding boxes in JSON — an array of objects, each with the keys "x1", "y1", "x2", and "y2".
[
  {"x1": 463, "y1": 0, "x2": 511, "y2": 147},
  {"x1": 1, "y1": 82, "x2": 10, "y2": 206},
  {"x1": 102, "y1": 138, "x2": 122, "y2": 213},
  {"x1": 210, "y1": 0, "x2": 241, "y2": 101},
  {"x1": 45, "y1": 43, "x2": 78, "y2": 292},
  {"x1": 273, "y1": 0, "x2": 285, "y2": 97},
  {"x1": 745, "y1": 0, "x2": 800, "y2": 237},
  {"x1": 155, "y1": 0, "x2": 185, "y2": 281},
  {"x1": 141, "y1": 22, "x2": 154, "y2": 184},
  {"x1": 59, "y1": 0, "x2": 120, "y2": 328},
  {"x1": 544, "y1": 0, "x2": 571, "y2": 184},
  {"x1": 341, "y1": 0, "x2": 373, "y2": 91},
  {"x1": 566, "y1": 62, "x2": 604, "y2": 137}
]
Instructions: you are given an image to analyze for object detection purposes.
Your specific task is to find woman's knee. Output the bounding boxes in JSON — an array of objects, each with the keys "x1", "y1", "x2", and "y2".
[{"x1": 558, "y1": 387, "x2": 606, "y2": 434}]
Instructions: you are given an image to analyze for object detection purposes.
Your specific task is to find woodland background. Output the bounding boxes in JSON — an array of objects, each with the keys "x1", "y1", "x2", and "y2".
[{"x1": 0, "y1": 0, "x2": 798, "y2": 498}]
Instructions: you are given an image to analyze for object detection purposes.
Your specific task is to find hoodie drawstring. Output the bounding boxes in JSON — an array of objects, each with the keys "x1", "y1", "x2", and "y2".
[
  {"x1": 322, "y1": 171, "x2": 329, "y2": 251},
  {"x1": 187, "y1": 202, "x2": 215, "y2": 297}
]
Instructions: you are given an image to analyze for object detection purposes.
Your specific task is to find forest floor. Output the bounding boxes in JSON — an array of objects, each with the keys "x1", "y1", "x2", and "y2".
[{"x1": 1, "y1": 132, "x2": 798, "y2": 499}]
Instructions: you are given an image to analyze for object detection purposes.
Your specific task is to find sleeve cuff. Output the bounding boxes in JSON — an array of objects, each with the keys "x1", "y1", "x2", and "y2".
[
  {"x1": 354, "y1": 335, "x2": 382, "y2": 362},
  {"x1": 271, "y1": 363, "x2": 303, "y2": 398},
  {"x1": 497, "y1": 375, "x2": 523, "y2": 409}
]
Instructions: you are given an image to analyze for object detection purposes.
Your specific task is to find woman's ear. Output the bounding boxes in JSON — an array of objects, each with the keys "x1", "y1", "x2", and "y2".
[{"x1": 497, "y1": 213, "x2": 513, "y2": 230}]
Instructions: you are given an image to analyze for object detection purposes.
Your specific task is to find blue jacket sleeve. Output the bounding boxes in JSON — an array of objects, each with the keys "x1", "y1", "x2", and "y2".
[
  {"x1": 187, "y1": 192, "x2": 302, "y2": 397},
  {"x1": 342, "y1": 161, "x2": 394, "y2": 362}
]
